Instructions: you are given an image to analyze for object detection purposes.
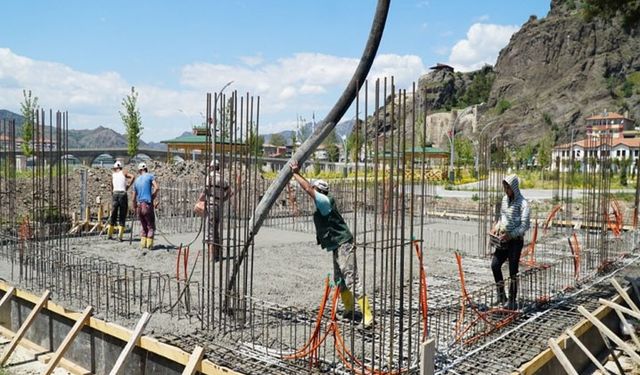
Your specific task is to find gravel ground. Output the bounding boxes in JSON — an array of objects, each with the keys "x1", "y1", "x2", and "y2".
[{"x1": 0, "y1": 337, "x2": 69, "y2": 375}]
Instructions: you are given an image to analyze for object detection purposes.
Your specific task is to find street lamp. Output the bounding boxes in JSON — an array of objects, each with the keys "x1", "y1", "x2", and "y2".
[
  {"x1": 448, "y1": 106, "x2": 475, "y2": 183},
  {"x1": 177, "y1": 108, "x2": 195, "y2": 127},
  {"x1": 341, "y1": 134, "x2": 348, "y2": 163}
]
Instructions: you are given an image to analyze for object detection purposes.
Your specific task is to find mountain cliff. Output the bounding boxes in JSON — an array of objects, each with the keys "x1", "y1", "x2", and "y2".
[
  {"x1": 482, "y1": 0, "x2": 640, "y2": 144},
  {"x1": 394, "y1": 0, "x2": 640, "y2": 149},
  {"x1": 0, "y1": 110, "x2": 166, "y2": 150}
]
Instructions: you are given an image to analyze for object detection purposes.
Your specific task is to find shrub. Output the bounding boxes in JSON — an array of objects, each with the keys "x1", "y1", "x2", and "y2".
[{"x1": 496, "y1": 99, "x2": 511, "y2": 114}]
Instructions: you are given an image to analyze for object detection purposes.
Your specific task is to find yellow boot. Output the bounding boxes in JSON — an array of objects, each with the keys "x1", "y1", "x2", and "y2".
[
  {"x1": 146, "y1": 237, "x2": 154, "y2": 250},
  {"x1": 357, "y1": 296, "x2": 374, "y2": 328},
  {"x1": 140, "y1": 237, "x2": 147, "y2": 249},
  {"x1": 340, "y1": 290, "x2": 357, "y2": 320},
  {"x1": 117, "y1": 226, "x2": 125, "y2": 241},
  {"x1": 106, "y1": 225, "x2": 115, "y2": 239}
]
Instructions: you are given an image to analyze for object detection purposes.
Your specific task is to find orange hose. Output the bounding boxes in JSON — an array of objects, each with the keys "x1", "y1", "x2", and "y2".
[
  {"x1": 412, "y1": 240, "x2": 429, "y2": 340},
  {"x1": 543, "y1": 204, "x2": 562, "y2": 234},
  {"x1": 176, "y1": 245, "x2": 182, "y2": 281}
]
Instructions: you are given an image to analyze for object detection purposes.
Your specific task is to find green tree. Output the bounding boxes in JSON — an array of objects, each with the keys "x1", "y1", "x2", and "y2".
[
  {"x1": 459, "y1": 65, "x2": 495, "y2": 107},
  {"x1": 346, "y1": 120, "x2": 365, "y2": 162},
  {"x1": 247, "y1": 128, "x2": 264, "y2": 156},
  {"x1": 454, "y1": 137, "x2": 474, "y2": 167},
  {"x1": 270, "y1": 133, "x2": 286, "y2": 147},
  {"x1": 537, "y1": 134, "x2": 553, "y2": 179},
  {"x1": 326, "y1": 143, "x2": 340, "y2": 162},
  {"x1": 20, "y1": 90, "x2": 39, "y2": 157},
  {"x1": 583, "y1": 0, "x2": 640, "y2": 30},
  {"x1": 620, "y1": 157, "x2": 632, "y2": 186},
  {"x1": 120, "y1": 87, "x2": 143, "y2": 158}
]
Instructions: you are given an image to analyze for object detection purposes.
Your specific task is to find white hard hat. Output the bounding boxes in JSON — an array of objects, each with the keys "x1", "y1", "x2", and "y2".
[
  {"x1": 210, "y1": 159, "x2": 220, "y2": 168},
  {"x1": 113, "y1": 161, "x2": 122, "y2": 169},
  {"x1": 138, "y1": 162, "x2": 147, "y2": 171},
  {"x1": 313, "y1": 179, "x2": 329, "y2": 193}
]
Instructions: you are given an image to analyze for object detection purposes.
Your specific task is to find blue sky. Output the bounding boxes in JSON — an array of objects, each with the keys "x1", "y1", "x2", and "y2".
[{"x1": 0, "y1": 1, "x2": 550, "y2": 142}]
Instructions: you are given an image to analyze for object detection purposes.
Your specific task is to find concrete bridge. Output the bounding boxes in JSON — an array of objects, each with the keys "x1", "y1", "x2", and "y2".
[{"x1": 0, "y1": 147, "x2": 168, "y2": 166}]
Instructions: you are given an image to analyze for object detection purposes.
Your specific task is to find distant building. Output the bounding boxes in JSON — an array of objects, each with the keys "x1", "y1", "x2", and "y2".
[
  {"x1": 429, "y1": 63, "x2": 454, "y2": 73},
  {"x1": 161, "y1": 126, "x2": 247, "y2": 161},
  {"x1": 552, "y1": 110, "x2": 638, "y2": 171},
  {"x1": 262, "y1": 144, "x2": 292, "y2": 158},
  {"x1": 585, "y1": 110, "x2": 635, "y2": 139}
]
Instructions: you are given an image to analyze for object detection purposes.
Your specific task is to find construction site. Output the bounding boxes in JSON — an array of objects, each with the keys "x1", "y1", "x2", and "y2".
[
  {"x1": 0, "y1": 74, "x2": 639, "y2": 374},
  {"x1": 1, "y1": 3, "x2": 640, "y2": 374}
]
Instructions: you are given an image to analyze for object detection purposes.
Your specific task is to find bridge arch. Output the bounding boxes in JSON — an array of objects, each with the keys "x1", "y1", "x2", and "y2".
[
  {"x1": 91, "y1": 153, "x2": 116, "y2": 168},
  {"x1": 61, "y1": 154, "x2": 81, "y2": 166}
]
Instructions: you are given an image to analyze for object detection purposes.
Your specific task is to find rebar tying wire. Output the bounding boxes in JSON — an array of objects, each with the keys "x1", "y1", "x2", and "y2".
[
  {"x1": 568, "y1": 232, "x2": 581, "y2": 281},
  {"x1": 283, "y1": 277, "x2": 409, "y2": 375},
  {"x1": 453, "y1": 252, "x2": 519, "y2": 347}
]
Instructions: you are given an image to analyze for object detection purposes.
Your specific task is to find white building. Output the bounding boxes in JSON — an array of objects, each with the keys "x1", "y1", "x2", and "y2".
[{"x1": 552, "y1": 137, "x2": 640, "y2": 171}]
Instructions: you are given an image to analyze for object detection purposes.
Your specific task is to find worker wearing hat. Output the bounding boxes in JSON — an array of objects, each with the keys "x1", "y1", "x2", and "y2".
[
  {"x1": 197, "y1": 159, "x2": 231, "y2": 261},
  {"x1": 106, "y1": 161, "x2": 134, "y2": 241},
  {"x1": 132, "y1": 162, "x2": 159, "y2": 250},
  {"x1": 290, "y1": 160, "x2": 373, "y2": 328}
]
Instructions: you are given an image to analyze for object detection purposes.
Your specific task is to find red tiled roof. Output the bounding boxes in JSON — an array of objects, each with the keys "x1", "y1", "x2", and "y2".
[
  {"x1": 555, "y1": 137, "x2": 640, "y2": 149},
  {"x1": 585, "y1": 112, "x2": 627, "y2": 120}
]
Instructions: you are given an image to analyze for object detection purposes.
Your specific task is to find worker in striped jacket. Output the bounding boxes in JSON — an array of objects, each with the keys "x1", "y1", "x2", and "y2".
[{"x1": 491, "y1": 174, "x2": 530, "y2": 310}]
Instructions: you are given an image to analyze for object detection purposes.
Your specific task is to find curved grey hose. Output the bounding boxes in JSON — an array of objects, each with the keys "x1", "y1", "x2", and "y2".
[{"x1": 226, "y1": 0, "x2": 391, "y2": 297}]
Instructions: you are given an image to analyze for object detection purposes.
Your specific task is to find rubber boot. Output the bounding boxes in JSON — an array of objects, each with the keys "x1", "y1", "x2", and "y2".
[
  {"x1": 107, "y1": 225, "x2": 115, "y2": 240},
  {"x1": 340, "y1": 290, "x2": 361, "y2": 321},
  {"x1": 118, "y1": 226, "x2": 125, "y2": 242},
  {"x1": 357, "y1": 296, "x2": 374, "y2": 328},
  {"x1": 505, "y1": 279, "x2": 518, "y2": 310},
  {"x1": 146, "y1": 237, "x2": 154, "y2": 250},
  {"x1": 140, "y1": 237, "x2": 147, "y2": 249},
  {"x1": 496, "y1": 285, "x2": 507, "y2": 305}
]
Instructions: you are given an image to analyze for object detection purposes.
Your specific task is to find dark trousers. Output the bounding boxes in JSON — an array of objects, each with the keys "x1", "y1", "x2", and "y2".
[
  {"x1": 491, "y1": 238, "x2": 523, "y2": 300},
  {"x1": 109, "y1": 191, "x2": 128, "y2": 227},
  {"x1": 137, "y1": 202, "x2": 155, "y2": 238}
]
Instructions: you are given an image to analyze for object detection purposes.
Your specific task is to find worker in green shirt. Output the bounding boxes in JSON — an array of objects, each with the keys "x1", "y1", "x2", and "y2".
[{"x1": 290, "y1": 161, "x2": 373, "y2": 328}]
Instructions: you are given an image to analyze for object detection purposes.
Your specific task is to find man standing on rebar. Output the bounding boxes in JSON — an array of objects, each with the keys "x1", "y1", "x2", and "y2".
[
  {"x1": 132, "y1": 162, "x2": 159, "y2": 250},
  {"x1": 290, "y1": 161, "x2": 373, "y2": 328},
  {"x1": 491, "y1": 174, "x2": 530, "y2": 310},
  {"x1": 107, "y1": 161, "x2": 134, "y2": 241},
  {"x1": 197, "y1": 159, "x2": 231, "y2": 262}
]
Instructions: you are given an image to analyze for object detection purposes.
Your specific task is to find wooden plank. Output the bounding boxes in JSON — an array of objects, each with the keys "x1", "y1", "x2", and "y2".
[
  {"x1": 0, "y1": 287, "x2": 15, "y2": 310},
  {"x1": 565, "y1": 329, "x2": 609, "y2": 374},
  {"x1": 0, "y1": 325, "x2": 91, "y2": 375},
  {"x1": 181, "y1": 345, "x2": 204, "y2": 375},
  {"x1": 515, "y1": 290, "x2": 625, "y2": 375},
  {"x1": 547, "y1": 338, "x2": 578, "y2": 375},
  {"x1": 0, "y1": 281, "x2": 240, "y2": 375},
  {"x1": 610, "y1": 278, "x2": 640, "y2": 314},
  {"x1": 577, "y1": 305, "x2": 640, "y2": 364},
  {"x1": 0, "y1": 289, "x2": 50, "y2": 366},
  {"x1": 43, "y1": 305, "x2": 93, "y2": 375},
  {"x1": 109, "y1": 312, "x2": 151, "y2": 375},
  {"x1": 613, "y1": 308, "x2": 640, "y2": 349},
  {"x1": 598, "y1": 298, "x2": 640, "y2": 319}
]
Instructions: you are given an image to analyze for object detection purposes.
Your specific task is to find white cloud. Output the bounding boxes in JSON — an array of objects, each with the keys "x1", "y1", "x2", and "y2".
[
  {"x1": 0, "y1": 48, "x2": 427, "y2": 140},
  {"x1": 239, "y1": 54, "x2": 264, "y2": 66},
  {"x1": 447, "y1": 23, "x2": 519, "y2": 72}
]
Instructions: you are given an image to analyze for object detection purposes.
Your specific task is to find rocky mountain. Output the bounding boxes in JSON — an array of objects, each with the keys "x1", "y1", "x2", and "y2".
[
  {"x1": 382, "y1": 0, "x2": 640, "y2": 150},
  {"x1": 0, "y1": 110, "x2": 167, "y2": 150},
  {"x1": 263, "y1": 119, "x2": 354, "y2": 145},
  {"x1": 482, "y1": 0, "x2": 640, "y2": 145}
]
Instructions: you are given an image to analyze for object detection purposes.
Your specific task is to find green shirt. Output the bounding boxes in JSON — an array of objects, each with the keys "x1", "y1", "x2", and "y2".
[{"x1": 313, "y1": 193, "x2": 353, "y2": 251}]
